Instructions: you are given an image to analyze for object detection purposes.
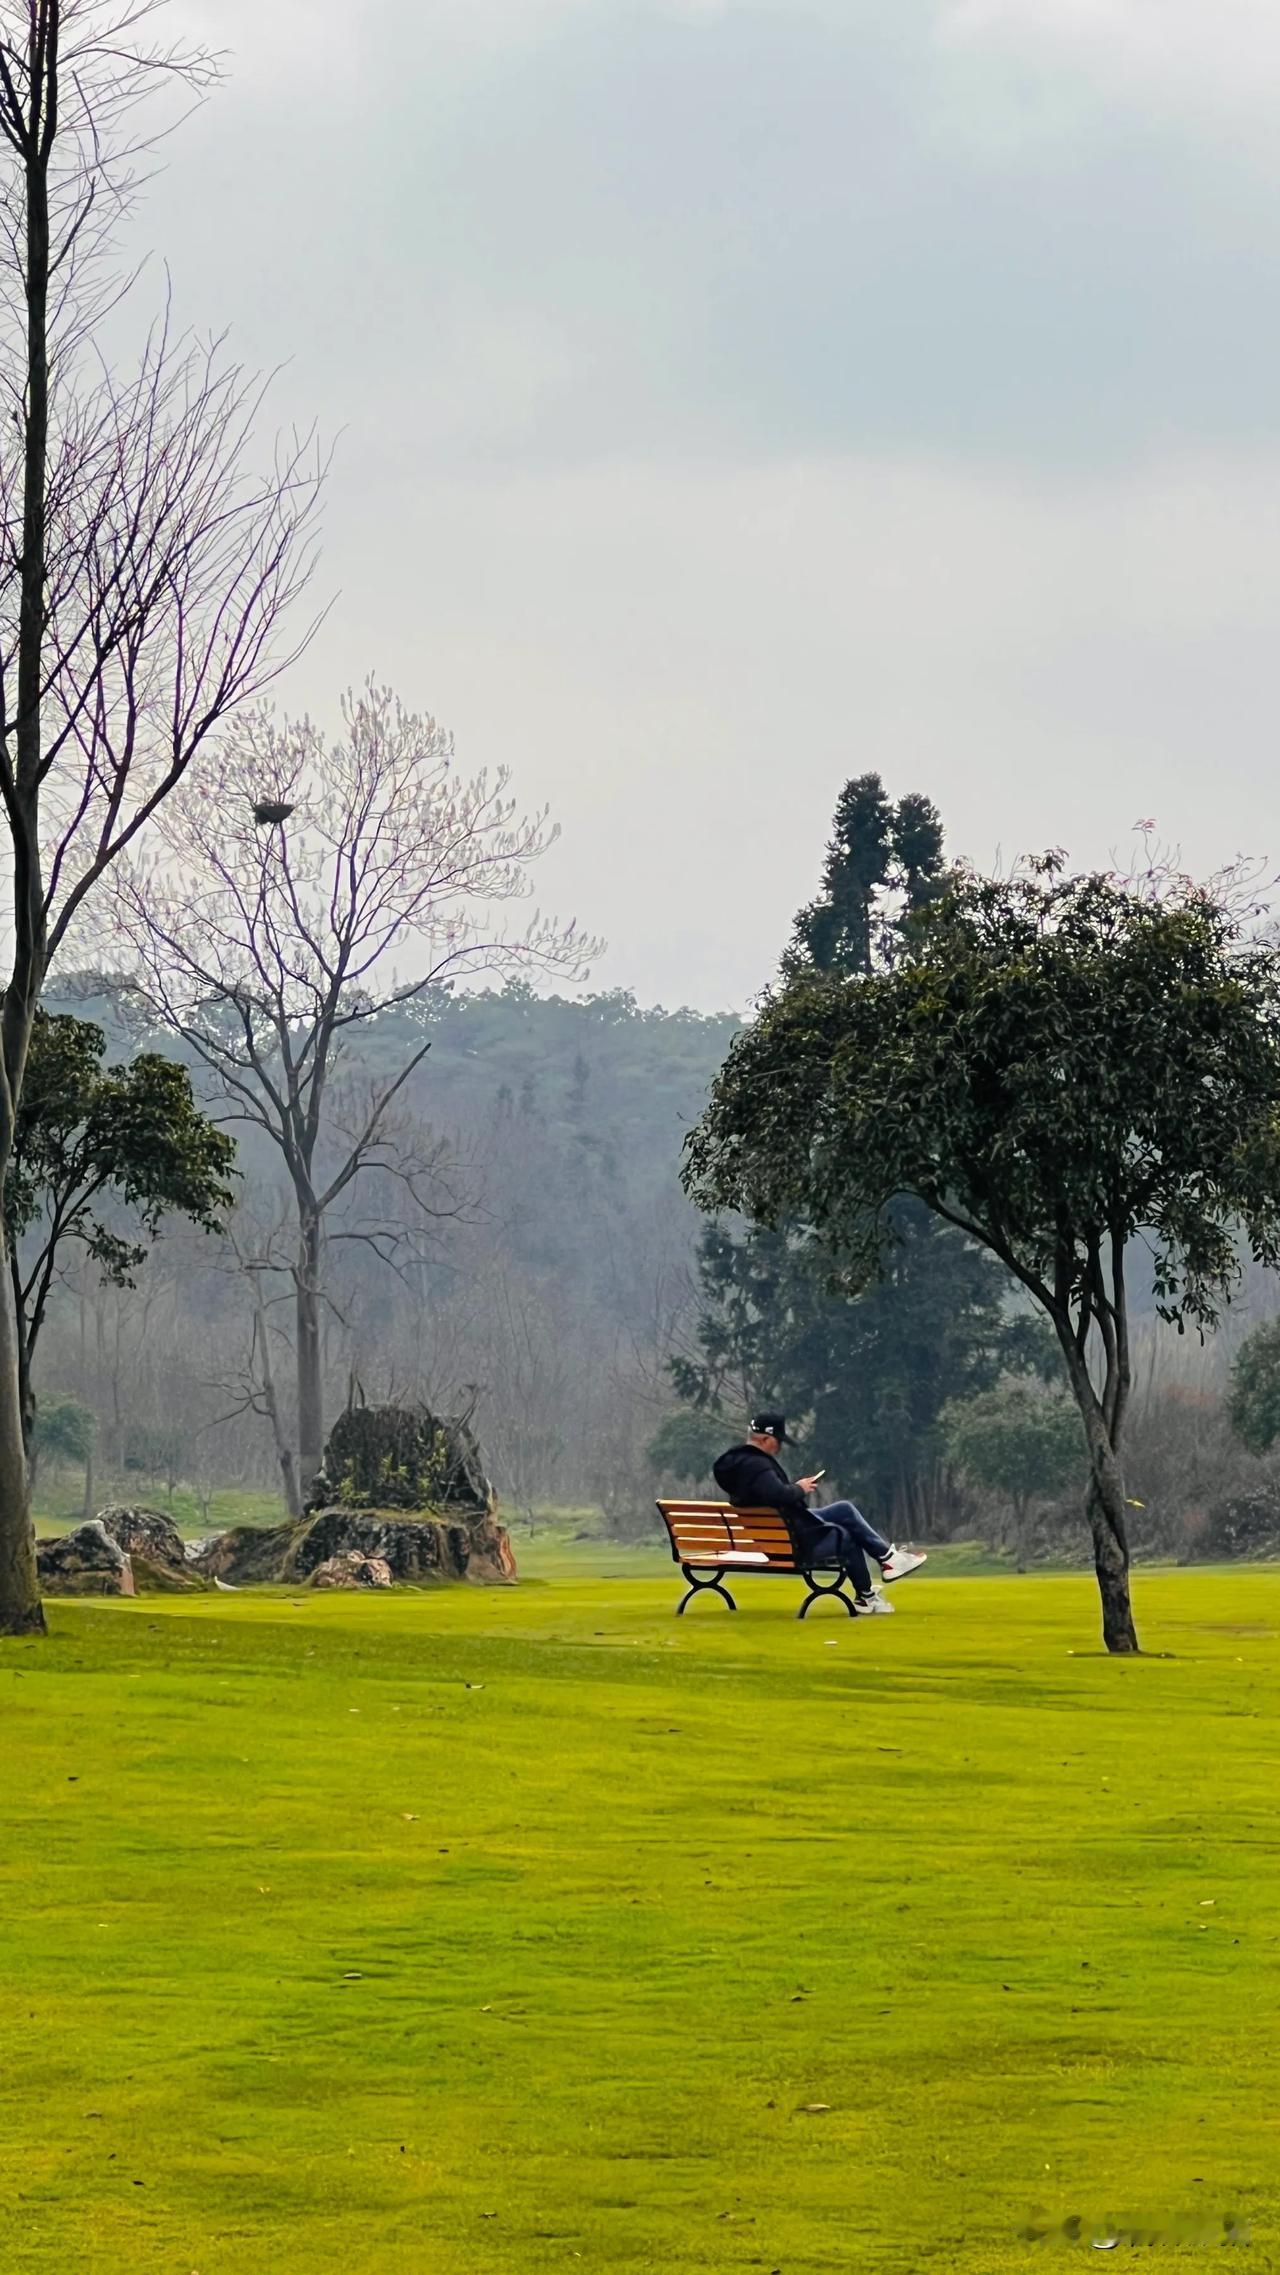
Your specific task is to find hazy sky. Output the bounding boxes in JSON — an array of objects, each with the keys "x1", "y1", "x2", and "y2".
[{"x1": 146, "y1": 0, "x2": 1280, "y2": 1008}]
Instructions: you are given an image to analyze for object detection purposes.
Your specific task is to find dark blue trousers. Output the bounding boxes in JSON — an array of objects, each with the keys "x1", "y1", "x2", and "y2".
[{"x1": 808, "y1": 1499, "x2": 892, "y2": 1596}]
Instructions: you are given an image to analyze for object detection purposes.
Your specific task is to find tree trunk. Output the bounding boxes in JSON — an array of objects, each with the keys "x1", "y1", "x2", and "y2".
[
  {"x1": 0, "y1": 48, "x2": 53, "y2": 1635},
  {"x1": 82, "y1": 1441, "x2": 95, "y2": 1524},
  {"x1": 295, "y1": 1207, "x2": 324, "y2": 1502},
  {"x1": 0, "y1": 1236, "x2": 44, "y2": 1634},
  {"x1": 1056, "y1": 1326, "x2": 1140, "y2": 1655},
  {"x1": 1085, "y1": 1470, "x2": 1139, "y2": 1655},
  {"x1": 279, "y1": 1442, "x2": 303, "y2": 1522}
]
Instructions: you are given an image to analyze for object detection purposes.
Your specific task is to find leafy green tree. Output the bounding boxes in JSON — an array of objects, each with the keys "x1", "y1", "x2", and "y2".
[
  {"x1": 6, "y1": 1012, "x2": 237, "y2": 1456},
  {"x1": 941, "y1": 1381, "x2": 1083, "y2": 1558},
  {"x1": 31, "y1": 1394, "x2": 96, "y2": 1500},
  {"x1": 673, "y1": 1205, "x2": 1049, "y2": 1532},
  {"x1": 1227, "y1": 1320, "x2": 1280, "y2": 1454},
  {"x1": 645, "y1": 1409, "x2": 727, "y2": 1491},
  {"x1": 34, "y1": 1396, "x2": 95, "y2": 1468},
  {"x1": 684, "y1": 858, "x2": 1280, "y2": 1653}
]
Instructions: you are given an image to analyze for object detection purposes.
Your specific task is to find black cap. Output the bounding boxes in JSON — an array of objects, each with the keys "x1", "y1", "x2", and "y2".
[{"x1": 750, "y1": 1410, "x2": 794, "y2": 1446}]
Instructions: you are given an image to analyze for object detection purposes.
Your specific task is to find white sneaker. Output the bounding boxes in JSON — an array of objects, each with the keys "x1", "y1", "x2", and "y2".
[
  {"x1": 879, "y1": 1545, "x2": 927, "y2": 1584},
  {"x1": 855, "y1": 1589, "x2": 896, "y2": 1615}
]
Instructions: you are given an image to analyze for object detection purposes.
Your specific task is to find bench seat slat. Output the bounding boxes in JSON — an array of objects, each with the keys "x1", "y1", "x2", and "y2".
[
  {"x1": 670, "y1": 1531, "x2": 792, "y2": 1544},
  {"x1": 675, "y1": 1549, "x2": 793, "y2": 1564},
  {"x1": 672, "y1": 1545, "x2": 790, "y2": 1557}
]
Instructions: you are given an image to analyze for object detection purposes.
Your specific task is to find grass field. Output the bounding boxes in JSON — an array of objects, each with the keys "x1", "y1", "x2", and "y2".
[{"x1": 2, "y1": 1550, "x2": 1277, "y2": 2272}]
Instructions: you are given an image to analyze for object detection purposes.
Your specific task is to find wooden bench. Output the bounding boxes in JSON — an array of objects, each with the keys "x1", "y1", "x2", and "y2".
[{"x1": 655, "y1": 1499, "x2": 861, "y2": 1619}]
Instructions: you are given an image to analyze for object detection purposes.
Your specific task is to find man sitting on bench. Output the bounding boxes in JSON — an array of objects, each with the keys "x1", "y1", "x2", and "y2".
[{"x1": 713, "y1": 1411, "x2": 926, "y2": 1616}]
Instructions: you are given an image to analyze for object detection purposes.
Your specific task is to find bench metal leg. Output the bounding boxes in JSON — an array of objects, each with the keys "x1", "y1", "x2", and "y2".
[
  {"x1": 677, "y1": 1564, "x2": 738, "y2": 1614},
  {"x1": 797, "y1": 1569, "x2": 858, "y2": 1620}
]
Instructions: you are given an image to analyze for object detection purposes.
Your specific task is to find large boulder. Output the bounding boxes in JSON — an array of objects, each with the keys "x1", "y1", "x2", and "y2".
[
  {"x1": 197, "y1": 1506, "x2": 516, "y2": 1588},
  {"x1": 37, "y1": 1519, "x2": 135, "y2": 1597},
  {"x1": 94, "y1": 1506, "x2": 206, "y2": 1592}
]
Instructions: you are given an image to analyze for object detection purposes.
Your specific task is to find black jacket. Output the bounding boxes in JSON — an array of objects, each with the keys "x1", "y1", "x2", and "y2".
[{"x1": 713, "y1": 1441, "x2": 826, "y2": 1557}]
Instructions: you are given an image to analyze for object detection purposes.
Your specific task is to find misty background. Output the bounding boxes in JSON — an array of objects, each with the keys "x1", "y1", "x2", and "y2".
[{"x1": 29, "y1": 0, "x2": 1280, "y2": 1551}]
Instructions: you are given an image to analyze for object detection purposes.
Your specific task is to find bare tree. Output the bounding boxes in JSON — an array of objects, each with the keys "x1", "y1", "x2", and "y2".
[
  {"x1": 112, "y1": 685, "x2": 600, "y2": 1499},
  {"x1": 0, "y1": 1, "x2": 323, "y2": 1632}
]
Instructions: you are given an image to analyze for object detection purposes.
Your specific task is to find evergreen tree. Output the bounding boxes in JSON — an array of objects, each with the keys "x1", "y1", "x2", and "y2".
[{"x1": 784, "y1": 774, "x2": 946, "y2": 978}]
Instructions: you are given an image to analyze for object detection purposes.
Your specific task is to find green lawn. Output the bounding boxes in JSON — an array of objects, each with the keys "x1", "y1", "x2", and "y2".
[{"x1": 2, "y1": 1552, "x2": 1276, "y2": 2272}]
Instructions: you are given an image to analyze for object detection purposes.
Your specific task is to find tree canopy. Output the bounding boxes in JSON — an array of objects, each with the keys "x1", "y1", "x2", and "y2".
[
  {"x1": 33, "y1": 1395, "x2": 95, "y2": 1469},
  {"x1": 685, "y1": 857, "x2": 1280, "y2": 1651},
  {"x1": 6, "y1": 1011, "x2": 236, "y2": 1446}
]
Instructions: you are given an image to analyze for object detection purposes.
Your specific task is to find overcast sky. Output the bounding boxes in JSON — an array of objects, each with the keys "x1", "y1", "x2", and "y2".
[{"x1": 148, "y1": 0, "x2": 1280, "y2": 1008}]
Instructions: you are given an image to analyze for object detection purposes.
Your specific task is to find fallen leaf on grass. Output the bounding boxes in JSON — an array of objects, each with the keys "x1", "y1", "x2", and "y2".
[{"x1": 799, "y1": 2102, "x2": 831, "y2": 2114}]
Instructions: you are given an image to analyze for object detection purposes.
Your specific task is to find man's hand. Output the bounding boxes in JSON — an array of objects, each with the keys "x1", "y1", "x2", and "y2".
[{"x1": 796, "y1": 1476, "x2": 821, "y2": 1495}]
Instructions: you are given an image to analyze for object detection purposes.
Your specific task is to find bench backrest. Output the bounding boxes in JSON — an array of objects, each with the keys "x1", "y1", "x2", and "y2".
[{"x1": 655, "y1": 1498, "x2": 799, "y2": 1570}]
